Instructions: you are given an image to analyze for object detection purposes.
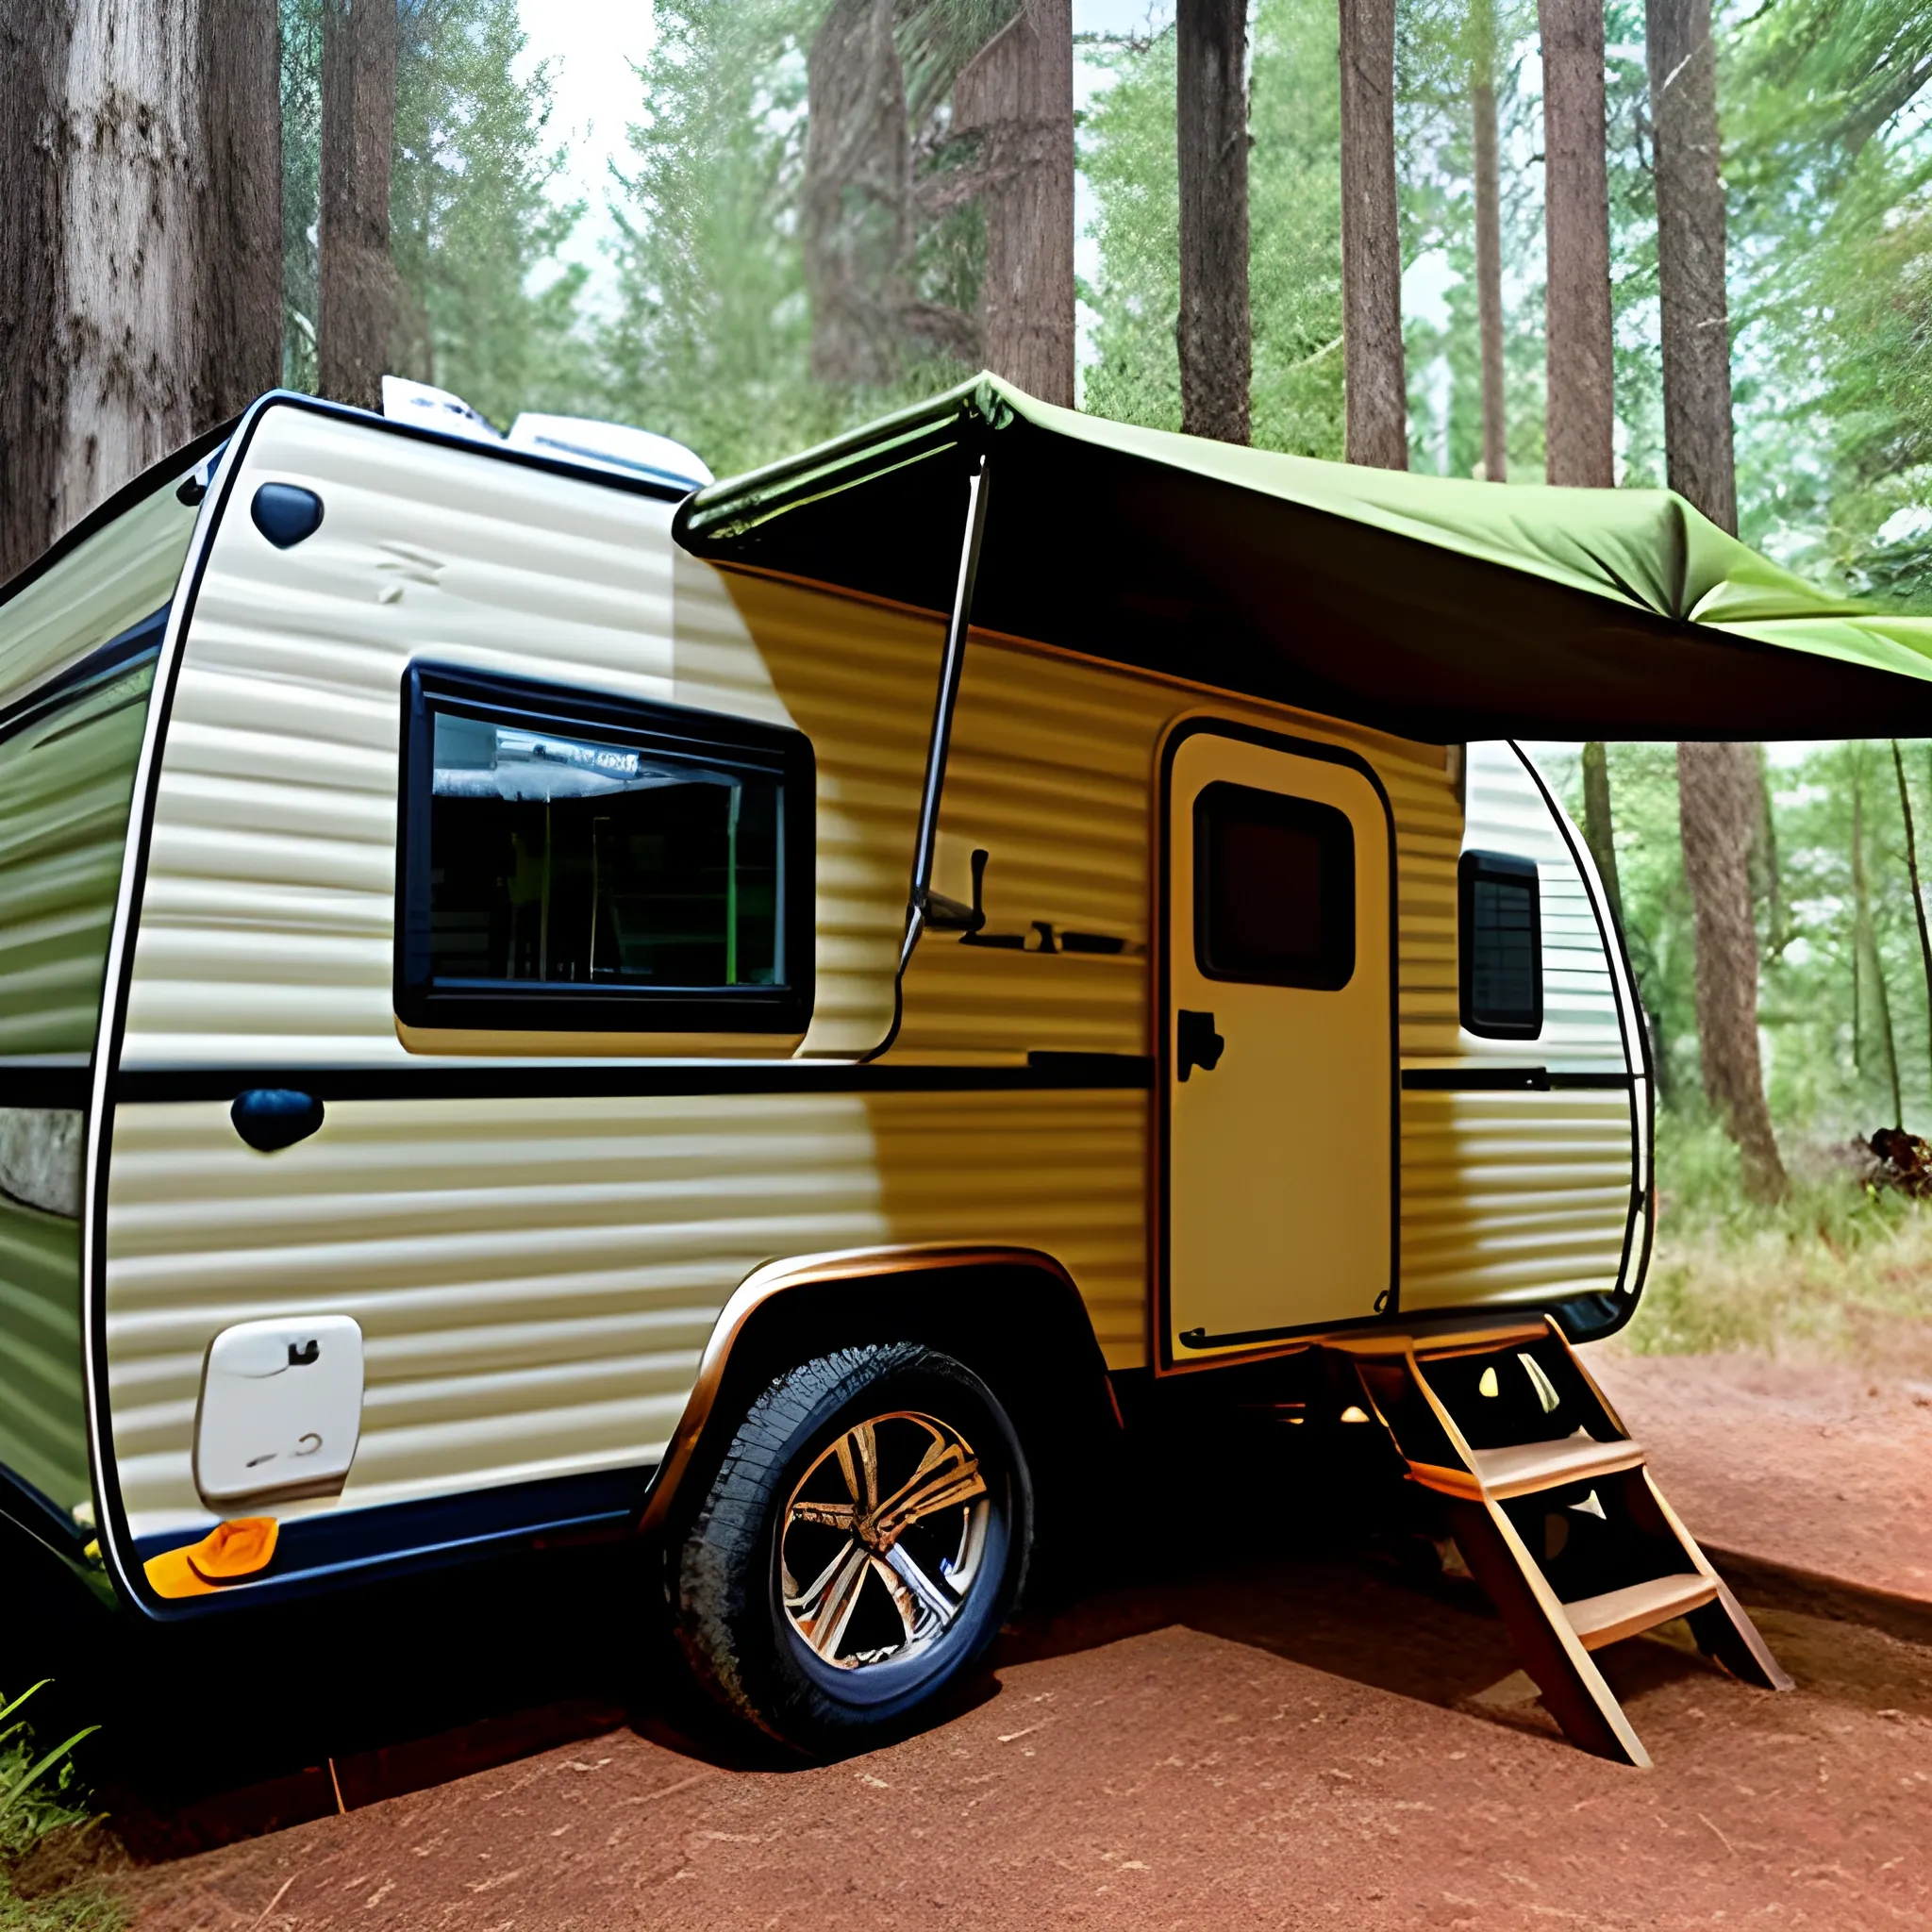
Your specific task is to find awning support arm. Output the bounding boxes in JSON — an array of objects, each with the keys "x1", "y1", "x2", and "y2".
[{"x1": 900, "y1": 451, "x2": 991, "y2": 974}]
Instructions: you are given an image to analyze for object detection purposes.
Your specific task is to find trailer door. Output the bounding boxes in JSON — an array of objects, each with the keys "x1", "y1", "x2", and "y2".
[{"x1": 1162, "y1": 725, "x2": 1394, "y2": 1358}]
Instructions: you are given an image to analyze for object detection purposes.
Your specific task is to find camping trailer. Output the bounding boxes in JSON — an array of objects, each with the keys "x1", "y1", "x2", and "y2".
[{"x1": 5, "y1": 375, "x2": 1931, "y2": 1764}]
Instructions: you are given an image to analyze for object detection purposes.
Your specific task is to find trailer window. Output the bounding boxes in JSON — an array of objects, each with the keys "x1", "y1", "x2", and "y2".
[
  {"x1": 1459, "y1": 849, "x2": 1541, "y2": 1039},
  {"x1": 1193, "y1": 781, "x2": 1356, "y2": 991},
  {"x1": 395, "y1": 664, "x2": 814, "y2": 1036}
]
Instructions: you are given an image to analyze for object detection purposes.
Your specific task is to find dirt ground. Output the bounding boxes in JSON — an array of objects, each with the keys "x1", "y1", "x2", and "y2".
[{"x1": 35, "y1": 1350, "x2": 1932, "y2": 1931}]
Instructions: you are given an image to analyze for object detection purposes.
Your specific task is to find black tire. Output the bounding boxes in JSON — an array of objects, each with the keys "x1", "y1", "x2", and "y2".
[{"x1": 672, "y1": 1341, "x2": 1031, "y2": 1756}]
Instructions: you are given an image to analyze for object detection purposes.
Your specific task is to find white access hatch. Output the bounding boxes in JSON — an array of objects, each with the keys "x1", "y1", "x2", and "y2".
[{"x1": 194, "y1": 1316, "x2": 364, "y2": 1507}]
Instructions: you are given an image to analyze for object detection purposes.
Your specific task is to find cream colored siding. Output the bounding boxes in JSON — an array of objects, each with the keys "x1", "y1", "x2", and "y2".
[
  {"x1": 105, "y1": 1087, "x2": 1142, "y2": 1542},
  {"x1": 1395, "y1": 741, "x2": 1640, "y2": 1313},
  {"x1": 1399, "y1": 1088, "x2": 1634, "y2": 1310},
  {"x1": 1458, "y1": 741, "x2": 1628, "y2": 1072},
  {"x1": 894, "y1": 637, "x2": 1462, "y2": 1064}
]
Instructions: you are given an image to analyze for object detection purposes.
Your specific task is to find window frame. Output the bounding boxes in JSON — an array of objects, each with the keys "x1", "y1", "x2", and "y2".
[
  {"x1": 1457, "y1": 848, "x2": 1542, "y2": 1041},
  {"x1": 1191, "y1": 779, "x2": 1357, "y2": 992},
  {"x1": 394, "y1": 660, "x2": 815, "y2": 1036}
]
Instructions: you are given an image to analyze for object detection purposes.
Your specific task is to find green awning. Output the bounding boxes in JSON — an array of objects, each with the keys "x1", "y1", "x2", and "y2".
[{"x1": 674, "y1": 373, "x2": 1932, "y2": 741}]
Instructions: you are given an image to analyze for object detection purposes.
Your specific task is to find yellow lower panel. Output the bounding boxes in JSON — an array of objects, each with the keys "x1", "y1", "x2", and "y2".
[
  {"x1": 1398, "y1": 1088, "x2": 1635, "y2": 1310},
  {"x1": 103, "y1": 1088, "x2": 1148, "y2": 1541}
]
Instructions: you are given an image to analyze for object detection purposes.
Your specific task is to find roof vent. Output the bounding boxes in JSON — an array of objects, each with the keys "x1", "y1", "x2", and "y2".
[
  {"x1": 506, "y1": 413, "x2": 711, "y2": 491},
  {"x1": 380, "y1": 376, "x2": 505, "y2": 445}
]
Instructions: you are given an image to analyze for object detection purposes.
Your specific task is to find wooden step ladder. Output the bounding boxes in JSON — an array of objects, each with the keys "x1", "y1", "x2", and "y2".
[{"x1": 1326, "y1": 1315, "x2": 1792, "y2": 1767}]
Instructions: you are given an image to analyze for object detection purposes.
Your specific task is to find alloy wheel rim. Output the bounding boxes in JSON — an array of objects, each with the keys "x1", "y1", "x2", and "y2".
[{"x1": 779, "y1": 1410, "x2": 991, "y2": 1672}]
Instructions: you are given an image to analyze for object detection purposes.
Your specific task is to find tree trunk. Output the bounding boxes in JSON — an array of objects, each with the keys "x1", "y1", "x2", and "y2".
[
  {"x1": 1579, "y1": 741, "x2": 1624, "y2": 924},
  {"x1": 1337, "y1": 0, "x2": 1406, "y2": 468},
  {"x1": 319, "y1": 0, "x2": 398, "y2": 411},
  {"x1": 802, "y1": 0, "x2": 912, "y2": 388},
  {"x1": 1647, "y1": 0, "x2": 1734, "y2": 530},
  {"x1": 1891, "y1": 741, "x2": 1932, "y2": 1106},
  {"x1": 1677, "y1": 741, "x2": 1786, "y2": 1199},
  {"x1": 199, "y1": 0, "x2": 283, "y2": 417},
  {"x1": 1538, "y1": 0, "x2": 1614, "y2": 486},
  {"x1": 1177, "y1": 0, "x2": 1251, "y2": 444},
  {"x1": 55, "y1": 0, "x2": 214, "y2": 531},
  {"x1": 1851, "y1": 753, "x2": 1902, "y2": 1128},
  {"x1": 954, "y1": 0, "x2": 1074, "y2": 408},
  {"x1": 1471, "y1": 0, "x2": 1507, "y2": 480},
  {"x1": 0, "y1": 0, "x2": 75, "y2": 582}
]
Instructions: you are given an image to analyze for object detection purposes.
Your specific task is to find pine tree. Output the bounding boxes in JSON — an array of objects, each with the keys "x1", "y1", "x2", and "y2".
[
  {"x1": 1338, "y1": 0, "x2": 1407, "y2": 466},
  {"x1": 1177, "y1": 0, "x2": 1252, "y2": 443},
  {"x1": 319, "y1": 0, "x2": 398, "y2": 408},
  {"x1": 1539, "y1": 0, "x2": 1613, "y2": 485},
  {"x1": 954, "y1": 0, "x2": 1074, "y2": 406}
]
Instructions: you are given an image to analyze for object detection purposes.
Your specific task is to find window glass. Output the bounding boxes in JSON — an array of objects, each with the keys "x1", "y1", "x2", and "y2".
[
  {"x1": 1194, "y1": 782, "x2": 1355, "y2": 990},
  {"x1": 1459, "y1": 850, "x2": 1541, "y2": 1038},
  {"x1": 396, "y1": 663, "x2": 813, "y2": 1035},
  {"x1": 428, "y1": 714, "x2": 782, "y2": 991}
]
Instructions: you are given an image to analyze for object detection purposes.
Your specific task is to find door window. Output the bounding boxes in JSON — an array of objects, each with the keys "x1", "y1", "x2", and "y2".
[{"x1": 1193, "y1": 780, "x2": 1355, "y2": 991}]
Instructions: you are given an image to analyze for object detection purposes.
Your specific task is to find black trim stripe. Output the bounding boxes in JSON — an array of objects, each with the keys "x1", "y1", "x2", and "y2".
[
  {"x1": 0, "y1": 1061, "x2": 92, "y2": 1108},
  {"x1": 1399, "y1": 1066, "x2": 1635, "y2": 1092},
  {"x1": 108, "y1": 1056, "x2": 1157, "y2": 1107},
  {"x1": 0, "y1": 608, "x2": 167, "y2": 748},
  {"x1": 130, "y1": 1466, "x2": 651, "y2": 1619}
]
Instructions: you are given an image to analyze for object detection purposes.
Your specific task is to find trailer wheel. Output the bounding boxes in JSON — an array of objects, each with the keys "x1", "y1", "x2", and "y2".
[{"x1": 672, "y1": 1341, "x2": 1031, "y2": 1756}]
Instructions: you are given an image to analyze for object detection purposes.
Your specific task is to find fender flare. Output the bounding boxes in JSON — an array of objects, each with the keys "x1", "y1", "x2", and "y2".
[{"x1": 638, "y1": 1243, "x2": 1115, "y2": 1533}]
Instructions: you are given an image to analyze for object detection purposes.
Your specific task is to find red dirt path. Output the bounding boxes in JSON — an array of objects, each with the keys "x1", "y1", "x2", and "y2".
[{"x1": 113, "y1": 1349, "x2": 1932, "y2": 1932}]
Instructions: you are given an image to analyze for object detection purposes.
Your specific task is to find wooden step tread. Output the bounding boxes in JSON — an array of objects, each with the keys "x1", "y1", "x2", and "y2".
[
  {"x1": 1564, "y1": 1574, "x2": 1718, "y2": 1650},
  {"x1": 1468, "y1": 1429, "x2": 1645, "y2": 1498}
]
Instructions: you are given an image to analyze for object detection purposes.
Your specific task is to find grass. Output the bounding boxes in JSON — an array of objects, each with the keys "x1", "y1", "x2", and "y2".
[
  {"x1": 1625, "y1": 1113, "x2": 1932, "y2": 1371},
  {"x1": 0, "y1": 1690, "x2": 121, "y2": 1932}
]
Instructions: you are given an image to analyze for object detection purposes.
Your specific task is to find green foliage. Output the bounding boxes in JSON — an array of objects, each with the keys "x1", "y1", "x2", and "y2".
[
  {"x1": 0, "y1": 1687, "x2": 118, "y2": 1932},
  {"x1": 1628, "y1": 1117, "x2": 1932, "y2": 1360},
  {"x1": 280, "y1": 0, "x2": 594, "y2": 425},
  {"x1": 598, "y1": 0, "x2": 982, "y2": 478},
  {"x1": 390, "y1": 0, "x2": 597, "y2": 425},
  {"x1": 1081, "y1": 0, "x2": 1346, "y2": 458},
  {"x1": 1724, "y1": 0, "x2": 1932, "y2": 593}
]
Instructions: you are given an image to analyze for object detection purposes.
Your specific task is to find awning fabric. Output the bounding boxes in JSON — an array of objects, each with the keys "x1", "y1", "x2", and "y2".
[{"x1": 673, "y1": 373, "x2": 1932, "y2": 742}]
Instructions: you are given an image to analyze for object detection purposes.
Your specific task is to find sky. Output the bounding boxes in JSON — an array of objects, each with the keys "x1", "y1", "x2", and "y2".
[{"x1": 518, "y1": 0, "x2": 1178, "y2": 330}]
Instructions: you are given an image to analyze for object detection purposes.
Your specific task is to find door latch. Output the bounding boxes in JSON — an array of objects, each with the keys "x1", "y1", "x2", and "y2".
[{"x1": 1175, "y1": 1009, "x2": 1224, "y2": 1081}]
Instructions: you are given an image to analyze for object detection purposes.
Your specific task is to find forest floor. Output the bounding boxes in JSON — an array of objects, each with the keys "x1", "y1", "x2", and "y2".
[{"x1": 23, "y1": 1346, "x2": 1922, "y2": 1932}]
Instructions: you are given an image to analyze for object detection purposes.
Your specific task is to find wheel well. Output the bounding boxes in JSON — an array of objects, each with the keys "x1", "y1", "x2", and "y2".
[{"x1": 643, "y1": 1257, "x2": 1120, "y2": 1556}]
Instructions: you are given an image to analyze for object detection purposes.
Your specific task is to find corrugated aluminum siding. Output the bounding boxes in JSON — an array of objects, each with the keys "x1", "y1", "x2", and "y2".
[
  {"x1": 1396, "y1": 741, "x2": 1641, "y2": 1311},
  {"x1": 106, "y1": 1088, "x2": 1143, "y2": 1541}
]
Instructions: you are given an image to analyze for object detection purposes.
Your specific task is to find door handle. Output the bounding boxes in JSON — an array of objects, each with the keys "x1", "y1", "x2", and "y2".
[{"x1": 1175, "y1": 1009, "x2": 1224, "y2": 1081}]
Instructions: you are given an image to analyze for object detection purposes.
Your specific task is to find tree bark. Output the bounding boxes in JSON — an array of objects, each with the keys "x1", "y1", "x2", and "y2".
[
  {"x1": 1851, "y1": 753, "x2": 1902, "y2": 1127},
  {"x1": 1647, "y1": 0, "x2": 1734, "y2": 530},
  {"x1": 319, "y1": 0, "x2": 398, "y2": 411},
  {"x1": 0, "y1": 0, "x2": 75, "y2": 582},
  {"x1": 802, "y1": 0, "x2": 912, "y2": 388},
  {"x1": 1470, "y1": 0, "x2": 1507, "y2": 481},
  {"x1": 1677, "y1": 740, "x2": 1786, "y2": 1200},
  {"x1": 1338, "y1": 0, "x2": 1407, "y2": 468},
  {"x1": 954, "y1": 0, "x2": 1074, "y2": 408},
  {"x1": 55, "y1": 0, "x2": 217, "y2": 531},
  {"x1": 1177, "y1": 0, "x2": 1251, "y2": 444},
  {"x1": 1891, "y1": 741, "x2": 1932, "y2": 1107},
  {"x1": 1579, "y1": 741, "x2": 1624, "y2": 924},
  {"x1": 199, "y1": 0, "x2": 283, "y2": 417},
  {"x1": 1538, "y1": 0, "x2": 1614, "y2": 486}
]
